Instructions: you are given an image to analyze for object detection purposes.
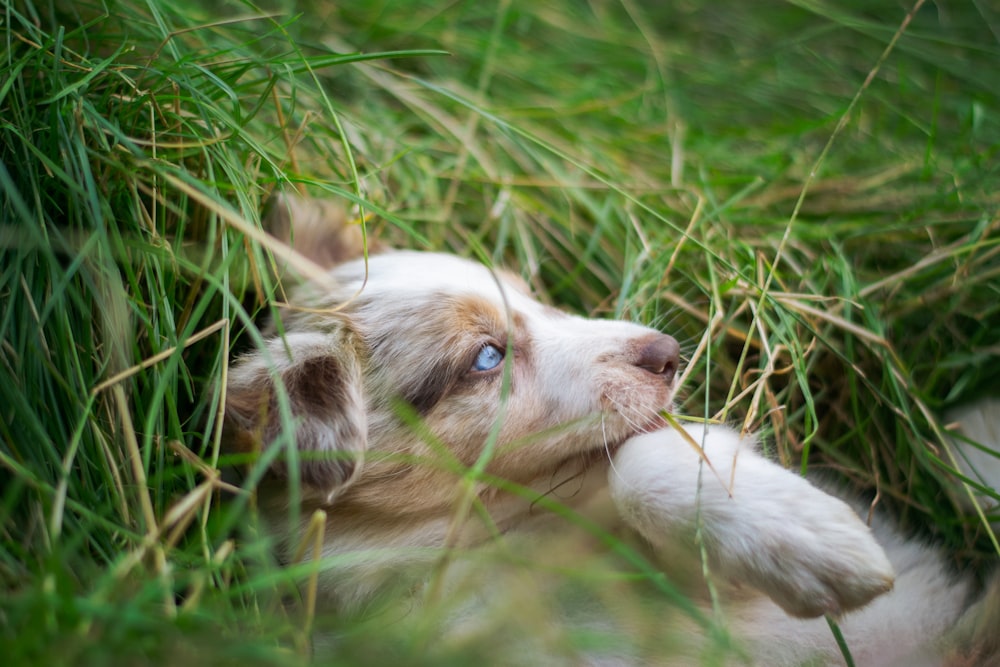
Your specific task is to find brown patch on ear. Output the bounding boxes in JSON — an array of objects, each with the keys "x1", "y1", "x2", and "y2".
[
  {"x1": 264, "y1": 194, "x2": 384, "y2": 269},
  {"x1": 225, "y1": 330, "x2": 367, "y2": 494}
]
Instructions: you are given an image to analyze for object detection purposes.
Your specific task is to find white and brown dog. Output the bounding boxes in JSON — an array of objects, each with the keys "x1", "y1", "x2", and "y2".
[{"x1": 225, "y1": 197, "x2": 1000, "y2": 666}]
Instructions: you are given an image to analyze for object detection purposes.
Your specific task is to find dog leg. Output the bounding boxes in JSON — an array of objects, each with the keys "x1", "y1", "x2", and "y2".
[
  {"x1": 608, "y1": 423, "x2": 895, "y2": 618},
  {"x1": 947, "y1": 396, "x2": 1000, "y2": 524},
  {"x1": 941, "y1": 397, "x2": 1000, "y2": 663}
]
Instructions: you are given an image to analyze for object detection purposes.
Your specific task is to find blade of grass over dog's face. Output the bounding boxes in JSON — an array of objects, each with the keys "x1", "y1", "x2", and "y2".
[{"x1": 2, "y1": 0, "x2": 999, "y2": 664}]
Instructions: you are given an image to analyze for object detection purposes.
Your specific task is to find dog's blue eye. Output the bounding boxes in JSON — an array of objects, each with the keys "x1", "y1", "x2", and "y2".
[{"x1": 472, "y1": 344, "x2": 504, "y2": 372}]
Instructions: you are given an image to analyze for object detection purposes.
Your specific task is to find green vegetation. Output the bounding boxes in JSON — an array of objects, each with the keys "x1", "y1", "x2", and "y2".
[{"x1": 1, "y1": 0, "x2": 997, "y2": 664}]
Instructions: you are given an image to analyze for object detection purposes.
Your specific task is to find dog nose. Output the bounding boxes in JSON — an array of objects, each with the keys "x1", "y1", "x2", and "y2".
[{"x1": 635, "y1": 334, "x2": 680, "y2": 382}]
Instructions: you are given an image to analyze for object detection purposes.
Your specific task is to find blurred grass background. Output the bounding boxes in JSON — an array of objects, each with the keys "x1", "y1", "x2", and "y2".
[{"x1": 1, "y1": 0, "x2": 998, "y2": 664}]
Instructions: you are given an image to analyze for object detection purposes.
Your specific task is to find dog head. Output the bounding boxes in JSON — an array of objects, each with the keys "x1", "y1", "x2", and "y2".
[{"x1": 225, "y1": 209, "x2": 680, "y2": 514}]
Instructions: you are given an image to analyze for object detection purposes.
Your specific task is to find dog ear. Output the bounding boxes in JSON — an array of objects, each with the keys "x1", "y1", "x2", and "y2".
[
  {"x1": 264, "y1": 193, "x2": 381, "y2": 269},
  {"x1": 225, "y1": 329, "x2": 367, "y2": 497}
]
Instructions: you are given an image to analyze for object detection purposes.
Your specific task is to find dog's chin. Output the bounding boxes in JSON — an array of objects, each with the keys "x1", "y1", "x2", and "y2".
[
  {"x1": 575, "y1": 410, "x2": 672, "y2": 469},
  {"x1": 637, "y1": 411, "x2": 671, "y2": 434}
]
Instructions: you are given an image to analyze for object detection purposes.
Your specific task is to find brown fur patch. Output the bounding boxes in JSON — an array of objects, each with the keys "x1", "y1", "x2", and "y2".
[
  {"x1": 225, "y1": 330, "x2": 367, "y2": 492},
  {"x1": 265, "y1": 195, "x2": 382, "y2": 269},
  {"x1": 362, "y1": 292, "x2": 523, "y2": 414}
]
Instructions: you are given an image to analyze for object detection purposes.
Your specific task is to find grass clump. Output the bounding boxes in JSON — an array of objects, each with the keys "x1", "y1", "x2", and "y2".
[{"x1": 2, "y1": 0, "x2": 999, "y2": 664}]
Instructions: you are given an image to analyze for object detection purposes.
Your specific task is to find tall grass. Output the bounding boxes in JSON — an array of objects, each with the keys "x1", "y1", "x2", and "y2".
[{"x1": 1, "y1": 0, "x2": 998, "y2": 664}]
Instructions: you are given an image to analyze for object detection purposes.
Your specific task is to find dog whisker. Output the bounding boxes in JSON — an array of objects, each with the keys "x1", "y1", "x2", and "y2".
[{"x1": 225, "y1": 209, "x2": 1000, "y2": 664}]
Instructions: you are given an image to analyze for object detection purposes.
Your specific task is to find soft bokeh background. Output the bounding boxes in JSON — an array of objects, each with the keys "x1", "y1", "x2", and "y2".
[{"x1": 1, "y1": 0, "x2": 997, "y2": 664}]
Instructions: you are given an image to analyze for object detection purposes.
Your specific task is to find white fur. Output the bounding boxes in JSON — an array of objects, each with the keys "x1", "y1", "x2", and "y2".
[
  {"x1": 948, "y1": 397, "x2": 1000, "y2": 523},
  {"x1": 610, "y1": 425, "x2": 895, "y2": 619},
  {"x1": 610, "y1": 424, "x2": 980, "y2": 665},
  {"x1": 227, "y1": 221, "x2": 1000, "y2": 666}
]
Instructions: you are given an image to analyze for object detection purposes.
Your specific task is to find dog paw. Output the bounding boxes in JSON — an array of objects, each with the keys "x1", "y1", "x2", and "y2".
[
  {"x1": 609, "y1": 426, "x2": 895, "y2": 619},
  {"x1": 726, "y1": 482, "x2": 896, "y2": 618}
]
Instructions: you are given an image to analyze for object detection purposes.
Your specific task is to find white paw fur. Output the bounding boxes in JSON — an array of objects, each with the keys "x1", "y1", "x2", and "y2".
[{"x1": 609, "y1": 424, "x2": 895, "y2": 618}]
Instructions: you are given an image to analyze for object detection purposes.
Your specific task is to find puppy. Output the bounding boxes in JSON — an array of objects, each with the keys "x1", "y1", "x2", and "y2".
[{"x1": 225, "y1": 197, "x2": 1000, "y2": 666}]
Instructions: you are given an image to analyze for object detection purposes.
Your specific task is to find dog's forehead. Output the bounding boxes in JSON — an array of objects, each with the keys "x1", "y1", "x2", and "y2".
[{"x1": 339, "y1": 251, "x2": 531, "y2": 304}]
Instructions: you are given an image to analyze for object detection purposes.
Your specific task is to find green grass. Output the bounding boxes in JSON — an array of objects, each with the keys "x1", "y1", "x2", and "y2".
[{"x1": 1, "y1": 0, "x2": 998, "y2": 664}]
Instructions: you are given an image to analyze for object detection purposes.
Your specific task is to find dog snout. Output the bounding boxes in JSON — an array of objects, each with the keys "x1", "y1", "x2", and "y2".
[{"x1": 634, "y1": 334, "x2": 680, "y2": 383}]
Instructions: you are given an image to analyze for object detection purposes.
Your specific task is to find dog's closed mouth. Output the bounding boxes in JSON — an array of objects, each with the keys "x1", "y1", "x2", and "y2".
[{"x1": 224, "y1": 196, "x2": 1000, "y2": 666}]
